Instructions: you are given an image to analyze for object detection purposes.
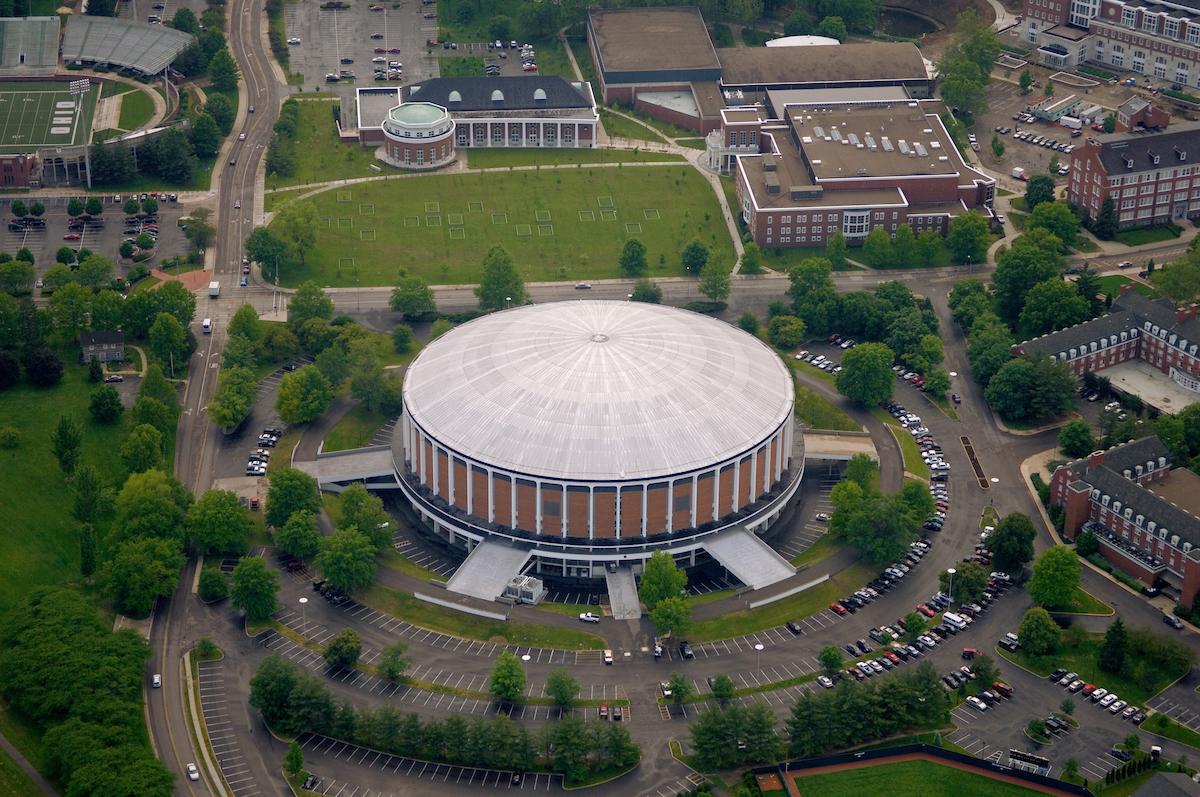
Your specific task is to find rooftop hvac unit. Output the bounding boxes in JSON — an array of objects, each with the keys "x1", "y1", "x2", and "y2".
[
  {"x1": 882, "y1": 137, "x2": 894, "y2": 152},
  {"x1": 898, "y1": 140, "x2": 911, "y2": 155},
  {"x1": 864, "y1": 134, "x2": 877, "y2": 150},
  {"x1": 813, "y1": 125, "x2": 826, "y2": 138},
  {"x1": 930, "y1": 140, "x2": 941, "y2": 149},
  {"x1": 914, "y1": 142, "x2": 928, "y2": 157}
]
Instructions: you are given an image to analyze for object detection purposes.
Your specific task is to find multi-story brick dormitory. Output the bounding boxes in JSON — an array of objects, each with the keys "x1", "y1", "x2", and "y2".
[
  {"x1": 1068, "y1": 120, "x2": 1200, "y2": 228},
  {"x1": 1013, "y1": 286, "x2": 1200, "y2": 405},
  {"x1": 1050, "y1": 435, "x2": 1200, "y2": 606}
]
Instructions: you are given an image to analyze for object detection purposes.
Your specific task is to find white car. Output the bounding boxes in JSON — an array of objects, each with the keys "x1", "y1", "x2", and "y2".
[
  {"x1": 966, "y1": 696, "x2": 989, "y2": 711},
  {"x1": 187, "y1": 763, "x2": 200, "y2": 781},
  {"x1": 287, "y1": 37, "x2": 301, "y2": 44},
  {"x1": 239, "y1": 132, "x2": 247, "y2": 141},
  {"x1": 152, "y1": 673, "x2": 161, "y2": 688},
  {"x1": 1100, "y1": 693, "x2": 1119, "y2": 707},
  {"x1": 817, "y1": 675, "x2": 835, "y2": 688},
  {"x1": 578, "y1": 612, "x2": 600, "y2": 623}
]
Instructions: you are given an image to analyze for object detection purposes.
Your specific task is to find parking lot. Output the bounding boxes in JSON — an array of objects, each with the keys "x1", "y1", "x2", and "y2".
[
  {"x1": 285, "y1": 0, "x2": 437, "y2": 98},
  {"x1": 0, "y1": 195, "x2": 188, "y2": 283},
  {"x1": 295, "y1": 733, "x2": 564, "y2": 793},
  {"x1": 770, "y1": 476, "x2": 836, "y2": 561},
  {"x1": 198, "y1": 659, "x2": 263, "y2": 797}
]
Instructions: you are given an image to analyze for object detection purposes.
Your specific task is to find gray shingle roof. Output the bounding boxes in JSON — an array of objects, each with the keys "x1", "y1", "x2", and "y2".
[
  {"x1": 1092, "y1": 120, "x2": 1200, "y2": 175},
  {"x1": 79, "y1": 330, "x2": 123, "y2": 346},
  {"x1": 405, "y1": 76, "x2": 593, "y2": 113},
  {"x1": 1016, "y1": 290, "x2": 1197, "y2": 357}
]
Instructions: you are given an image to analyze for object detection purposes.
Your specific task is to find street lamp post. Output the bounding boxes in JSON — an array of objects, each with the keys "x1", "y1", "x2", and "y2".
[
  {"x1": 299, "y1": 596, "x2": 308, "y2": 635},
  {"x1": 754, "y1": 642, "x2": 764, "y2": 672},
  {"x1": 946, "y1": 568, "x2": 956, "y2": 605}
]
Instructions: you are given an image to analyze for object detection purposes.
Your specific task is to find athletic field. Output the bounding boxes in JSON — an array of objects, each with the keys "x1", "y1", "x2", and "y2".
[{"x1": 0, "y1": 80, "x2": 97, "y2": 155}]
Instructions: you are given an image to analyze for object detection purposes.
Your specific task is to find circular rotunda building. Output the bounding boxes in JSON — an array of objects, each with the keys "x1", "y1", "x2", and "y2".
[{"x1": 395, "y1": 300, "x2": 803, "y2": 587}]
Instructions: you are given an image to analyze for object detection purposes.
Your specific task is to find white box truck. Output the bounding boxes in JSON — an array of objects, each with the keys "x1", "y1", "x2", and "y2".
[
  {"x1": 209, "y1": 281, "x2": 220, "y2": 298},
  {"x1": 1060, "y1": 115, "x2": 1083, "y2": 130},
  {"x1": 1011, "y1": 166, "x2": 1027, "y2": 181}
]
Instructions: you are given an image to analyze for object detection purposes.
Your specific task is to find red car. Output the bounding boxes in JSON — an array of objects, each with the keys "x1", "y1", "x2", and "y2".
[
  {"x1": 829, "y1": 602, "x2": 847, "y2": 616},
  {"x1": 388, "y1": 47, "x2": 401, "y2": 53},
  {"x1": 884, "y1": 651, "x2": 901, "y2": 664},
  {"x1": 374, "y1": 47, "x2": 386, "y2": 53},
  {"x1": 63, "y1": 233, "x2": 81, "y2": 240},
  {"x1": 917, "y1": 604, "x2": 936, "y2": 618}
]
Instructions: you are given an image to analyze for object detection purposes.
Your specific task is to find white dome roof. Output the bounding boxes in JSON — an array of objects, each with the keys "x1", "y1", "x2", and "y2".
[{"x1": 403, "y1": 301, "x2": 794, "y2": 481}]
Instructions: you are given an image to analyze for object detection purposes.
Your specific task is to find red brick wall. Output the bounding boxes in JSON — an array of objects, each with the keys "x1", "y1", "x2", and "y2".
[
  {"x1": 696, "y1": 473, "x2": 715, "y2": 524},
  {"x1": 633, "y1": 97, "x2": 701, "y2": 132},
  {"x1": 1183, "y1": 563, "x2": 1200, "y2": 610},
  {"x1": 567, "y1": 489, "x2": 590, "y2": 538},
  {"x1": 452, "y1": 458, "x2": 468, "y2": 511},
  {"x1": 620, "y1": 486, "x2": 643, "y2": 538},
  {"x1": 542, "y1": 485, "x2": 563, "y2": 536},
  {"x1": 671, "y1": 479, "x2": 693, "y2": 531},
  {"x1": 515, "y1": 481, "x2": 536, "y2": 532},
  {"x1": 471, "y1": 466, "x2": 488, "y2": 518},
  {"x1": 493, "y1": 474, "x2": 512, "y2": 527},
  {"x1": 719, "y1": 466, "x2": 735, "y2": 514},
  {"x1": 594, "y1": 490, "x2": 617, "y2": 539},
  {"x1": 436, "y1": 450, "x2": 449, "y2": 501},
  {"x1": 647, "y1": 484, "x2": 668, "y2": 534}
]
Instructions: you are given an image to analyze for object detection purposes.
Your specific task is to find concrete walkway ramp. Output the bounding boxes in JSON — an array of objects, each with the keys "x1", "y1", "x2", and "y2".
[
  {"x1": 703, "y1": 527, "x2": 796, "y2": 591},
  {"x1": 604, "y1": 565, "x2": 642, "y2": 620},
  {"x1": 445, "y1": 539, "x2": 532, "y2": 602}
]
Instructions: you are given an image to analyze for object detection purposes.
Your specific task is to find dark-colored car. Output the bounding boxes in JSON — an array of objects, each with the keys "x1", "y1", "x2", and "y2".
[
  {"x1": 678, "y1": 641, "x2": 694, "y2": 659},
  {"x1": 786, "y1": 620, "x2": 803, "y2": 635}
]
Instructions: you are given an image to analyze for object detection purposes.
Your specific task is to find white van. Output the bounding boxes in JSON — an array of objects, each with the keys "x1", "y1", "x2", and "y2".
[
  {"x1": 202, "y1": 318, "x2": 212, "y2": 334},
  {"x1": 943, "y1": 612, "x2": 967, "y2": 629}
]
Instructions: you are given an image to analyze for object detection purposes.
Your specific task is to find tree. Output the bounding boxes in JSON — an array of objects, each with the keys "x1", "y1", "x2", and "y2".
[
  {"x1": 985, "y1": 356, "x2": 1076, "y2": 423},
  {"x1": 198, "y1": 566, "x2": 230, "y2": 602},
  {"x1": 338, "y1": 483, "x2": 391, "y2": 551},
  {"x1": 188, "y1": 489, "x2": 253, "y2": 556},
  {"x1": 489, "y1": 651, "x2": 526, "y2": 705},
  {"x1": 1093, "y1": 195, "x2": 1118, "y2": 240},
  {"x1": 631, "y1": 279, "x2": 662, "y2": 303},
  {"x1": 277, "y1": 509, "x2": 321, "y2": 562},
  {"x1": 0, "y1": 354, "x2": 16, "y2": 392},
  {"x1": 51, "y1": 415, "x2": 82, "y2": 477},
  {"x1": 475, "y1": 246, "x2": 527, "y2": 311},
  {"x1": 990, "y1": 513, "x2": 1037, "y2": 576},
  {"x1": 323, "y1": 629, "x2": 362, "y2": 669},
  {"x1": 836, "y1": 342, "x2": 894, "y2": 406},
  {"x1": 545, "y1": 669, "x2": 579, "y2": 713},
  {"x1": 818, "y1": 645, "x2": 843, "y2": 675},
  {"x1": 650, "y1": 596, "x2": 692, "y2": 638},
  {"x1": 115, "y1": 468, "x2": 191, "y2": 542},
  {"x1": 389, "y1": 270, "x2": 437, "y2": 320},
  {"x1": 1027, "y1": 201, "x2": 1078, "y2": 248},
  {"x1": 681, "y1": 239, "x2": 709, "y2": 275},
  {"x1": 67, "y1": 198, "x2": 84, "y2": 219},
  {"x1": 276, "y1": 365, "x2": 334, "y2": 425},
  {"x1": 816, "y1": 14, "x2": 847, "y2": 40},
  {"x1": 992, "y1": 133, "x2": 1005, "y2": 159},
  {"x1": 24, "y1": 347, "x2": 63, "y2": 388},
  {"x1": 862, "y1": 227, "x2": 894, "y2": 268},
  {"x1": 698, "y1": 260, "x2": 731, "y2": 302},
  {"x1": 231, "y1": 556, "x2": 280, "y2": 622},
  {"x1": 1018, "y1": 607, "x2": 1060, "y2": 655},
  {"x1": 391, "y1": 323, "x2": 413, "y2": 354},
  {"x1": 378, "y1": 641, "x2": 409, "y2": 682},
  {"x1": 316, "y1": 528, "x2": 376, "y2": 594},
  {"x1": 1059, "y1": 419, "x2": 1096, "y2": 458},
  {"x1": 1028, "y1": 545, "x2": 1080, "y2": 609},
  {"x1": 946, "y1": 212, "x2": 990, "y2": 264},
  {"x1": 1019, "y1": 69, "x2": 1033, "y2": 93},
  {"x1": 0, "y1": 258, "x2": 35, "y2": 296},
  {"x1": 89, "y1": 385, "x2": 123, "y2": 424},
  {"x1": 709, "y1": 674, "x2": 736, "y2": 706},
  {"x1": 266, "y1": 467, "x2": 321, "y2": 527},
  {"x1": 668, "y1": 672, "x2": 692, "y2": 706},
  {"x1": 639, "y1": 550, "x2": 686, "y2": 609},
  {"x1": 740, "y1": 242, "x2": 765, "y2": 275},
  {"x1": 767, "y1": 315, "x2": 807, "y2": 349},
  {"x1": 285, "y1": 740, "x2": 304, "y2": 777},
  {"x1": 89, "y1": 289, "x2": 124, "y2": 330},
  {"x1": 939, "y1": 561, "x2": 988, "y2": 604},
  {"x1": 1061, "y1": 698, "x2": 1075, "y2": 717},
  {"x1": 132, "y1": 395, "x2": 176, "y2": 439},
  {"x1": 188, "y1": 112, "x2": 221, "y2": 158},
  {"x1": 72, "y1": 463, "x2": 108, "y2": 524},
  {"x1": 1025, "y1": 174, "x2": 1056, "y2": 211},
  {"x1": 1123, "y1": 733, "x2": 1141, "y2": 753},
  {"x1": 208, "y1": 47, "x2": 240, "y2": 92},
  {"x1": 49, "y1": 283, "x2": 90, "y2": 342},
  {"x1": 922, "y1": 368, "x2": 951, "y2": 398},
  {"x1": 286, "y1": 281, "x2": 333, "y2": 333},
  {"x1": 204, "y1": 367, "x2": 257, "y2": 434},
  {"x1": 79, "y1": 522, "x2": 98, "y2": 578},
  {"x1": 903, "y1": 611, "x2": 927, "y2": 642},
  {"x1": 1018, "y1": 278, "x2": 1089, "y2": 338},
  {"x1": 788, "y1": 257, "x2": 840, "y2": 335},
  {"x1": 738, "y1": 311, "x2": 759, "y2": 335},
  {"x1": 1098, "y1": 617, "x2": 1129, "y2": 674},
  {"x1": 618, "y1": 238, "x2": 648, "y2": 277},
  {"x1": 149, "y1": 312, "x2": 188, "y2": 372},
  {"x1": 105, "y1": 537, "x2": 185, "y2": 618}
]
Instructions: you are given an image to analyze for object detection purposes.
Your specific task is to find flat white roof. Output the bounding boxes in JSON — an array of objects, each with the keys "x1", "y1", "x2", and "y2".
[{"x1": 403, "y1": 301, "x2": 794, "y2": 481}]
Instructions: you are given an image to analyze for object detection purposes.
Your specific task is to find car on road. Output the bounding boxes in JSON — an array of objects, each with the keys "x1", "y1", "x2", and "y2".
[
  {"x1": 239, "y1": 132, "x2": 247, "y2": 141},
  {"x1": 1119, "y1": 260, "x2": 1135, "y2": 269},
  {"x1": 234, "y1": 200, "x2": 242, "y2": 209},
  {"x1": 603, "y1": 649, "x2": 613, "y2": 665},
  {"x1": 815, "y1": 512, "x2": 830, "y2": 521},
  {"x1": 287, "y1": 37, "x2": 301, "y2": 44},
  {"x1": 575, "y1": 282, "x2": 591, "y2": 289},
  {"x1": 1164, "y1": 613, "x2": 1184, "y2": 629},
  {"x1": 240, "y1": 276, "x2": 248, "y2": 287},
  {"x1": 578, "y1": 612, "x2": 600, "y2": 623},
  {"x1": 104, "y1": 374, "x2": 124, "y2": 383},
  {"x1": 187, "y1": 763, "x2": 199, "y2": 781},
  {"x1": 152, "y1": 674, "x2": 161, "y2": 688}
]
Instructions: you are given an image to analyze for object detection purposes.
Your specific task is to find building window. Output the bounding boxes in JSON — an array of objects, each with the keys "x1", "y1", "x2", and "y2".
[
  {"x1": 842, "y1": 210, "x2": 870, "y2": 237},
  {"x1": 1166, "y1": 18, "x2": 1180, "y2": 38},
  {"x1": 1190, "y1": 24, "x2": 1200, "y2": 45},
  {"x1": 1122, "y1": 7, "x2": 1136, "y2": 27},
  {"x1": 1142, "y1": 13, "x2": 1158, "y2": 32}
]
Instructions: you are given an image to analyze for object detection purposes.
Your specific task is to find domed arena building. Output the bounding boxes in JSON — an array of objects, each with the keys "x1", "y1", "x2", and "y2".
[{"x1": 394, "y1": 300, "x2": 804, "y2": 604}]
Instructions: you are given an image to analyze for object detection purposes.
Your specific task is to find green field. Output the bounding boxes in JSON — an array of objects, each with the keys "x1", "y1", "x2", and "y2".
[
  {"x1": 117, "y1": 89, "x2": 155, "y2": 131},
  {"x1": 465, "y1": 148, "x2": 684, "y2": 169},
  {"x1": 791, "y1": 760, "x2": 1043, "y2": 797},
  {"x1": 1097, "y1": 274, "x2": 1156, "y2": 299},
  {"x1": 265, "y1": 99, "x2": 386, "y2": 190},
  {"x1": 276, "y1": 166, "x2": 735, "y2": 286},
  {"x1": 0, "y1": 80, "x2": 99, "y2": 154},
  {"x1": 0, "y1": 746, "x2": 41, "y2": 797},
  {"x1": 1114, "y1": 224, "x2": 1182, "y2": 247},
  {"x1": 323, "y1": 403, "x2": 390, "y2": 452},
  {"x1": 599, "y1": 107, "x2": 665, "y2": 143}
]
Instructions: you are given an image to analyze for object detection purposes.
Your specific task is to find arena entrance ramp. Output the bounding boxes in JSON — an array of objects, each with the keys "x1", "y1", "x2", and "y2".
[
  {"x1": 703, "y1": 528, "x2": 796, "y2": 590},
  {"x1": 445, "y1": 539, "x2": 532, "y2": 602},
  {"x1": 604, "y1": 566, "x2": 641, "y2": 620}
]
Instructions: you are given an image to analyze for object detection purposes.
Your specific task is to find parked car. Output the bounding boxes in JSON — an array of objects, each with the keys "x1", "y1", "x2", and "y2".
[{"x1": 578, "y1": 612, "x2": 600, "y2": 623}]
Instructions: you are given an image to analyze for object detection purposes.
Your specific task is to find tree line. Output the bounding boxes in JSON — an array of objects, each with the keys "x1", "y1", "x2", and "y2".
[{"x1": 250, "y1": 654, "x2": 639, "y2": 786}]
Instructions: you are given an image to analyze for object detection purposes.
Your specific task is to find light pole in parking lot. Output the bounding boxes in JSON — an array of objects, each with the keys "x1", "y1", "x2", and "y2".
[
  {"x1": 946, "y1": 568, "x2": 956, "y2": 605},
  {"x1": 754, "y1": 642, "x2": 764, "y2": 672},
  {"x1": 299, "y1": 596, "x2": 308, "y2": 634}
]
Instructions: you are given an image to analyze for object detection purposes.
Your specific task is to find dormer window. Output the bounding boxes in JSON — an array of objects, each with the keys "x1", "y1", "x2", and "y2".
[
  {"x1": 448, "y1": 90, "x2": 462, "y2": 103},
  {"x1": 491, "y1": 89, "x2": 504, "y2": 102}
]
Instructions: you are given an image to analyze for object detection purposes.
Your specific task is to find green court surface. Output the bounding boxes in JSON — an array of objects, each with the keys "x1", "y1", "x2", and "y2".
[
  {"x1": 276, "y1": 166, "x2": 735, "y2": 286},
  {"x1": 0, "y1": 80, "x2": 98, "y2": 154}
]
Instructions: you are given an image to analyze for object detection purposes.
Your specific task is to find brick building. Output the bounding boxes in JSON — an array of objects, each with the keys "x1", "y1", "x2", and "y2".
[
  {"x1": 1049, "y1": 436, "x2": 1200, "y2": 606},
  {"x1": 1115, "y1": 95, "x2": 1170, "y2": 132},
  {"x1": 729, "y1": 99, "x2": 995, "y2": 249},
  {"x1": 1024, "y1": 0, "x2": 1200, "y2": 88},
  {"x1": 1068, "y1": 120, "x2": 1200, "y2": 226}
]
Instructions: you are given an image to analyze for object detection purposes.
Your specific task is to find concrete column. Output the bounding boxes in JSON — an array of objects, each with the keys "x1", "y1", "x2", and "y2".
[
  {"x1": 749, "y1": 449, "x2": 757, "y2": 501},
  {"x1": 690, "y1": 474, "x2": 698, "y2": 529},
  {"x1": 487, "y1": 468, "x2": 495, "y2": 523},
  {"x1": 447, "y1": 455, "x2": 455, "y2": 505},
  {"x1": 732, "y1": 461, "x2": 741, "y2": 512},
  {"x1": 562, "y1": 484, "x2": 568, "y2": 538},
  {"x1": 535, "y1": 481, "x2": 543, "y2": 534},
  {"x1": 666, "y1": 481, "x2": 674, "y2": 533},
  {"x1": 641, "y1": 484, "x2": 648, "y2": 536},
  {"x1": 712, "y1": 466, "x2": 720, "y2": 522},
  {"x1": 588, "y1": 487, "x2": 595, "y2": 540},
  {"x1": 510, "y1": 475, "x2": 517, "y2": 529}
]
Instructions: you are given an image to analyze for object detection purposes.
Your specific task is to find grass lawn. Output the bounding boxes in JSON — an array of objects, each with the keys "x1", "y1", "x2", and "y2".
[
  {"x1": 688, "y1": 588, "x2": 735, "y2": 608},
  {"x1": 265, "y1": 187, "x2": 308, "y2": 212},
  {"x1": 0, "y1": 746, "x2": 41, "y2": 797},
  {"x1": 101, "y1": 81, "x2": 137, "y2": 98},
  {"x1": 675, "y1": 137, "x2": 707, "y2": 150},
  {"x1": 998, "y1": 634, "x2": 1185, "y2": 706},
  {"x1": 598, "y1": 107, "x2": 665, "y2": 143},
  {"x1": 566, "y1": 37, "x2": 601, "y2": 101},
  {"x1": 465, "y1": 148, "x2": 683, "y2": 169},
  {"x1": 791, "y1": 760, "x2": 1044, "y2": 796},
  {"x1": 0, "y1": 357, "x2": 135, "y2": 611},
  {"x1": 1097, "y1": 274, "x2": 1157, "y2": 299},
  {"x1": 323, "y1": 403, "x2": 390, "y2": 452},
  {"x1": 1115, "y1": 224, "x2": 1183, "y2": 247},
  {"x1": 362, "y1": 584, "x2": 605, "y2": 649},
  {"x1": 379, "y1": 548, "x2": 448, "y2": 583},
  {"x1": 1072, "y1": 236, "x2": 1100, "y2": 253},
  {"x1": 1144, "y1": 712, "x2": 1200, "y2": 749},
  {"x1": 872, "y1": 408, "x2": 930, "y2": 480},
  {"x1": 790, "y1": 534, "x2": 842, "y2": 567},
  {"x1": 1053, "y1": 586, "x2": 1113, "y2": 615},
  {"x1": 610, "y1": 103, "x2": 697, "y2": 140},
  {"x1": 117, "y1": 89, "x2": 155, "y2": 131},
  {"x1": 687, "y1": 561, "x2": 876, "y2": 641},
  {"x1": 265, "y1": 99, "x2": 385, "y2": 190},
  {"x1": 438, "y1": 56, "x2": 485, "y2": 77},
  {"x1": 278, "y1": 166, "x2": 734, "y2": 287},
  {"x1": 793, "y1": 380, "x2": 859, "y2": 432}
]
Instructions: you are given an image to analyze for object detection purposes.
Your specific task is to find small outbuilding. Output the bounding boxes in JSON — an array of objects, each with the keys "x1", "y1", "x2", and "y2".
[{"x1": 79, "y1": 330, "x2": 124, "y2": 363}]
